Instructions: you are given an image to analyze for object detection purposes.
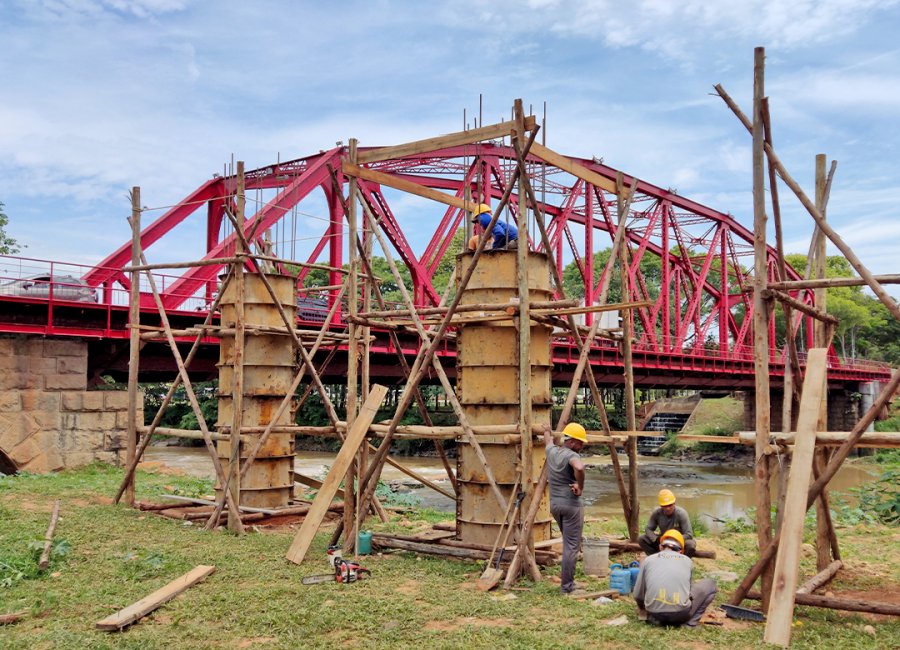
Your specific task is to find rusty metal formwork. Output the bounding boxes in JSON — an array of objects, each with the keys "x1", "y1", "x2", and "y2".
[
  {"x1": 455, "y1": 250, "x2": 554, "y2": 545},
  {"x1": 216, "y1": 273, "x2": 297, "y2": 508}
]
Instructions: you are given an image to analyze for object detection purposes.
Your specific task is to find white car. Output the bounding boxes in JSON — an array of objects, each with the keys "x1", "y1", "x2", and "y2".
[{"x1": 0, "y1": 273, "x2": 98, "y2": 302}]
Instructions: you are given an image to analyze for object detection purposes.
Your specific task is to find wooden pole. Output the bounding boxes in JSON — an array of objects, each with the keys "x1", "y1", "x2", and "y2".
[
  {"x1": 226, "y1": 161, "x2": 246, "y2": 533},
  {"x1": 618, "y1": 173, "x2": 639, "y2": 541},
  {"x1": 797, "y1": 560, "x2": 842, "y2": 595},
  {"x1": 344, "y1": 139, "x2": 360, "y2": 554},
  {"x1": 769, "y1": 274, "x2": 900, "y2": 291},
  {"x1": 748, "y1": 590, "x2": 900, "y2": 617},
  {"x1": 751, "y1": 46, "x2": 774, "y2": 608},
  {"x1": 812, "y1": 153, "x2": 835, "y2": 571},
  {"x1": 764, "y1": 349, "x2": 827, "y2": 647},
  {"x1": 37, "y1": 500, "x2": 61, "y2": 570},
  {"x1": 125, "y1": 188, "x2": 141, "y2": 507},
  {"x1": 513, "y1": 99, "x2": 535, "y2": 568}
]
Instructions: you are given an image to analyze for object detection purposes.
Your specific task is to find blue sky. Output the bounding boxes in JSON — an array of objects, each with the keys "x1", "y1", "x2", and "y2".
[{"x1": 1, "y1": 0, "x2": 898, "y2": 295}]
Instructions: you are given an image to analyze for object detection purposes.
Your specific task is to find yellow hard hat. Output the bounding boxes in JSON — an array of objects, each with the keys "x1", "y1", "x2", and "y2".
[
  {"x1": 562, "y1": 422, "x2": 587, "y2": 443},
  {"x1": 471, "y1": 203, "x2": 491, "y2": 221},
  {"x1": 658, "y1": 489, "x2": 676, "y2": 507},
  {"x1": 659, "y1": 529, "x2": 684, "y2": 552}
]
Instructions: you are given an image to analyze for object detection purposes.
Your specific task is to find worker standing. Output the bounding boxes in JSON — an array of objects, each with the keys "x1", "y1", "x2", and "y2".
[
  {"x1": 639, "y1": 488, "x2": 696, "y2": 557},
  {"x1": 543, "y1": 422, "x2": 587, "y2": 594},
  {"x1": 471, "y1": 204, "x2": 518, "y2": 250},
  {"x1": 632, "y1": 529, "x2": 717, "y2": 627}
]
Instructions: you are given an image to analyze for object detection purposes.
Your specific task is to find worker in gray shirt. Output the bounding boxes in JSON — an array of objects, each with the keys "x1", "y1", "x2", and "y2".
[
  {"x1": 639, "y1": 488, "x2": 696, "y2": 557},
  {"x1": 633, "y1": 529, "x2": 717, "y2": 627},
  {"x1": 543, "y1": 422, "x2": 587, "y2": 594}
]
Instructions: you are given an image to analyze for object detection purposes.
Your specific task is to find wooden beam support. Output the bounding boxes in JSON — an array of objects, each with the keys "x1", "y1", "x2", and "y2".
[
  {"x1": 528, "y1": 142, "x2": 619, "y2": 194},
  {"x1": 356, "y1": 115, "x2": 536, "y2": 164},
  {"x1": 769, "y1": 274, "x2": 900, "y2": 291},
  {"x1": 764, "y1": 348, "x2": 827, "y2": 647},
  {"x1": 286, "y1": 385, "x2": 388, "y2": 565}
]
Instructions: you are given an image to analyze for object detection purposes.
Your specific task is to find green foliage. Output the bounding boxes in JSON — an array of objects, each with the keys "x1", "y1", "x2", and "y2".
[
  {"x1": 0, "y1": 201, "x2": 22, "y2": 255},
  {"x1": 689, "y1": 511, "x2": 709, "y2": 536},
  {"x1": 693, "y1": 425, "x2": 736, "y2": 452},
  {"x1": 374, "y1": 480, "x2": 422, "y2": 508},
  {"x1": 842, "y1": 468, "x2": 900, "y2": 525},
  {"x1": 160, "y1": 475, "x2": 214, "y2": 499},
  {"x1": 657, "y1": 431, "x2": 682, "y2": 457},
  {"x1": 120, "y1": 550, "x2": 175, "y2": 581}
]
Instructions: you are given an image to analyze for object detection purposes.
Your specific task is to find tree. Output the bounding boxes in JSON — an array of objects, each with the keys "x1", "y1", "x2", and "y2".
[{"x1": 0, "y1": 202, "x2": 21, "y2": 254}]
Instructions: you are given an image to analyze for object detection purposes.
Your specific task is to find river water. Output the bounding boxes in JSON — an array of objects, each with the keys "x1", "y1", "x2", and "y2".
[{"x1": 143, "y1": 446, "x2": 876, "y2": 533}]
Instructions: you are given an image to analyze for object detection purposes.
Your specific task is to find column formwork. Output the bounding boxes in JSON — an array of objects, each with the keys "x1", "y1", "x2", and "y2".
[
  {"x1": 455, "y1": 250, "x2": 553, "y2": 545},
  {"x1": 216, "y1": 273, "x2": 297, "y2": 509}
]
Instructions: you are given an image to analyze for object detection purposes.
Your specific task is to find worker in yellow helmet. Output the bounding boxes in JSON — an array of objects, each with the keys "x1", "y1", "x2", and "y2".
[
  {"x1": 543, "y1": 421, "x2": 587, "y2": 594},
  {"x1": 632, "y1": 529, "x2": 717, "y2": 627},
  {"x1": 471, "y1": 203, "x2": 518, "y2": 250},
  {"x1": 638, "y1": 488, "x2": 696, "y2": 557}
]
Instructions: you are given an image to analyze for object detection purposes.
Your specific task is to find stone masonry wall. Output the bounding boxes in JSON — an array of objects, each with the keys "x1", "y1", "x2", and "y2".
[{"x1": 0, "y1": 335, "x2": 140, "y2": 473}]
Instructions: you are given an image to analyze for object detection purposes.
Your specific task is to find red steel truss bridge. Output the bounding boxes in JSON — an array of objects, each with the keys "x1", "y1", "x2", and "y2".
[{"x1": 0, "y1": 138, "x2": 890, "y2": 389}]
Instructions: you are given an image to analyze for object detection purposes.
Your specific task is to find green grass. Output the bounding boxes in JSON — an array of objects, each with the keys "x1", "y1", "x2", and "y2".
[{"x1": 0, "y1": 463, "x2": 898, "y2": 649}]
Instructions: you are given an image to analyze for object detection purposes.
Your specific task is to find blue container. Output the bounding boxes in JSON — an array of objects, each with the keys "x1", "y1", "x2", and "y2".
[
  {"x1": 358, "y1": 530, "x2": 373, "y2": 555},
  {"x1": 628, "y1": 561, "x2": 641, "y2": 592},
  {"x1": 609, "y1": 563, "x2": 632, "y2": 595}
]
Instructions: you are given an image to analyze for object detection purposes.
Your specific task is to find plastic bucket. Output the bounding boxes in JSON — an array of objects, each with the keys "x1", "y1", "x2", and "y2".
[
  {"x1": 582, "y1": 537, "x2": 610, "y2": 577},
  {"x1": 358, "y1": 530, "x2": 373, "y2": 555},
  {"x1": 609, "y1": 563, "x2": 632, "y2": 594}
]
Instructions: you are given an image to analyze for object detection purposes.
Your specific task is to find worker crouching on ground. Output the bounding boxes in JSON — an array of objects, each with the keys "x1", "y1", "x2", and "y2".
[
  {"x1": 543, "y1": 422, "x2": 586, "y2": 594},
  {"x1": 632, "y1": 530, "x2": 717, "y2": 628},
  {"x1": 471, "y1": 204, "x2": 518, "y2": 250},
  {"x1": 639, "y1": 488, "x2": 696, "y2": 557}
]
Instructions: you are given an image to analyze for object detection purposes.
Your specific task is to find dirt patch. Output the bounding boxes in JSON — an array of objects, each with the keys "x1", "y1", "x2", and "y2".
[
  {"x1": 137, "y1": 461, "x2": 189, "y2": 476},
  {"x1": 423, "y1": 617, "x2": 512, "y2": 631},
  {"x1": 395, "y1": 579, "x2": 420, "y2": 597},
  {"x1": 236, "y1": 638, "x2": 276, "y2": 648}
]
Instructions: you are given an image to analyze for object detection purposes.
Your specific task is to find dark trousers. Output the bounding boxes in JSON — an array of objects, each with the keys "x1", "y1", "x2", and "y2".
[
  {"x1": 638, "y1": 532, "x2": 696, "y2": 557},
  {"x1": 648, "y1": 579, "x2": 717, "y2": 627},
  {"x1": 550, "y1": 502, "x2": 583, "y2": 593}
]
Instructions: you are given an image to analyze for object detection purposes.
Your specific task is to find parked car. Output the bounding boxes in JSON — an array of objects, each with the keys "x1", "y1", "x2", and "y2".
[
  {"x1": 0, "y1": 273, "x2": 98, "y2": 302},
  {"x1": 296, "y1": 296, "x2": 329, "y2": 322}
]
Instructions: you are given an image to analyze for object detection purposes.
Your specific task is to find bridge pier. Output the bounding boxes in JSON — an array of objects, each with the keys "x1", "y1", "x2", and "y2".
[
  {"x1": 743, "y1": 386, "x2": 865, "y2": 433},
  {"x1": 0, "y1": 334, "x2": 138, "y2": 474}
]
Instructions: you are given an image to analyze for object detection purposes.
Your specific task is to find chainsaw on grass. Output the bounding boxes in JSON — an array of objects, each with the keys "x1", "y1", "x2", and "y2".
[{"x1": 301, "y1": 559, "x2": 372, "y2": 585}]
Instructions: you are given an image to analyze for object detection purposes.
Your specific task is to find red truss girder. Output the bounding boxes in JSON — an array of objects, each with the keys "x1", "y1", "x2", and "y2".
[{"x1": 84, "y1": 141, "x2": 816, "y2": 362}]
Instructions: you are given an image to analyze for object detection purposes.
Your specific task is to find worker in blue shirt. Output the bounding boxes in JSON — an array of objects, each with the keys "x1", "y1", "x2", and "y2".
[{"x1": 471, "y1": 204, "x2": 518, "y2": 250}]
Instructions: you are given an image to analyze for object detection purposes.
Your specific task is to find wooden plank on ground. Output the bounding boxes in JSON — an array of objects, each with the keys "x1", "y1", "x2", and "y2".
[
  {"x1": 95, "y1": 565, "x2": 215, "y2": 631},
  {"x1": 764, "y1": 348, "x2": 827, "y2": 647},
  {"x1": 286, "y1": 384, "x2": 388, "y2": 565}
]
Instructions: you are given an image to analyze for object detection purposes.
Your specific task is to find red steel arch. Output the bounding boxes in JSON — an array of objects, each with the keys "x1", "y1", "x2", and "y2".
[{"x1": 84, "y1": 141, "x2": 814, "y2": 362}]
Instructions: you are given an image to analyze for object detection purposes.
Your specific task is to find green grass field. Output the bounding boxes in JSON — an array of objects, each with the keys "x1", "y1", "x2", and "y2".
[{"x1": 1, "y1": 463, "x2": 897, "y2": 649}]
